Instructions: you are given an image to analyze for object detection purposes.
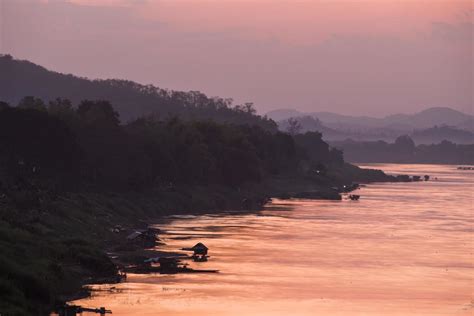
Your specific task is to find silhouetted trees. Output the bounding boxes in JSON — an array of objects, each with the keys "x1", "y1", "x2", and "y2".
[
  {"x1": 0, "y1": 55, "x2": 277, "y2": 130},
  {"x1": 294, "y1": 132, "x2": 343, "y2": 166},
  {"x1": 0, "y1": 97, "x2": 341, "y2": 191},
  {"x1": 17, "y1": 96, "x2": 47, "y2": 111},
  {"x1": 0, "y1": 103, "x2": 81, "y2": 185},
  {"x1": 286, "y1": 117, "x2": 302, "y2": 135},
  {"x1": 411, "y1": 125, "x2": 474, "y2": 144}
]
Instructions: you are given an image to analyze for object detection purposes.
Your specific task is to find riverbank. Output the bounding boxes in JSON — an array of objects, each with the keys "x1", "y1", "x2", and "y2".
[
  {"x1": 0, "y1": 165, "x2": 420, "y2": 315},
  {"x1": 73, "y1": 164, "x2": 472, "y2": 316}
]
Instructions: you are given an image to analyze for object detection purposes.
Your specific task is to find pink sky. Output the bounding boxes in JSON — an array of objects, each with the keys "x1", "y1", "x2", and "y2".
[{"x1": 2, "y1": 0, "x2": 472, "y2": 115}]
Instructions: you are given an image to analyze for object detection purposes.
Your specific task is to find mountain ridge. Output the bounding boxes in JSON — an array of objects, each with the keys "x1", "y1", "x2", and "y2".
[
  {"x1": 0, "y1": 54, "x2": 276, "y2": 130},
  {"x1": 271, "y1": 111, "x2": 473, "y2": 144},
  {"x1": 267, "y1": 107, "x2": 473, "y2": 132}
]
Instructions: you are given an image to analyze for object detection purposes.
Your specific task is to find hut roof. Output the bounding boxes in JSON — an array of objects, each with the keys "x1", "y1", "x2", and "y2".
[{"x1": 191, "y1": 242, "x2": 208, "y2": 251}]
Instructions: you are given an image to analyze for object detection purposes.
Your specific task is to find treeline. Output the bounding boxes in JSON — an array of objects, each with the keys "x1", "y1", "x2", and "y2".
[
  {"x1": 0, "y1": 54, "x2": 276, "y2": 130},
  {"x1": 332, "y1": 136, "x2": 474, "y2": 164},
  {"x1": 0, "y1": 97, "x2": 344, "y2": 192},
  {"x1": 411, "y1": 125, "x2": 474, "y2": 145}
]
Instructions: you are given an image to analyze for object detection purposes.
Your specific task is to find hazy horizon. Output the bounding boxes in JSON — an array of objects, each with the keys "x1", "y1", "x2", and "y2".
[
  {"x1": 264, "y1": 105, "x2": 473, "y2": 118},
  {"x1": 1, "y1": 0, "x2": 472, "y2": 116}
]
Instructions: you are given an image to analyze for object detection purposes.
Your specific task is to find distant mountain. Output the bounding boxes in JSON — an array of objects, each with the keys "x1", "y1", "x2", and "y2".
[
  {"x1": 384, "y1": 107, "x2": 473, "y2": 130},
  {"x1": 276, "y1": 116, "x2": 401, "y2": 142},
  {"x1": 277, "y1": 116, "x2": 345, "y2": 139},
  {"x1": 263, "y1": 109, "x2": 303, "y2": 122},
  {"x1": 272, "y1": 109, "x2": 473, "y2": 144},
  {"x1": 0, "y1": 55, "x2": 276, "y2": 130},
  {"x1": 305, "y1": 112, "x2": 385, "y2": 130},
  {"x1": 267, "y1": 109, "x2": 392, "y2": 130},
  {"x1": 267, "y1": 107, "x2": 473, "y2": 132},
  {"x1": 458, "y1": 119, "x2": 474, "y2": 132}
]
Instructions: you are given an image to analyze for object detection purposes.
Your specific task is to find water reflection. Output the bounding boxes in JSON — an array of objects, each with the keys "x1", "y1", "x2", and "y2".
[{"x1": 74, "y1": 164, "x2": 474, "y2": 315}]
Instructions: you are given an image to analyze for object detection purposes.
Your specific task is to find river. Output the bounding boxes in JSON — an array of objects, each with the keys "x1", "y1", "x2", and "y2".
[{"x1": 72, "y1": 164, "x2": 473, "y2": 315}]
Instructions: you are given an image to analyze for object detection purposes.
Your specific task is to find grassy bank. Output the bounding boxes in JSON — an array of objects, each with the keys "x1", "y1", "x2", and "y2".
[
  {"x1": 0, "y1": 184, "x2": 260, "y2": 315},
  {"x1": 0, "y1": 182, "x2": 283, "y2": 315}
]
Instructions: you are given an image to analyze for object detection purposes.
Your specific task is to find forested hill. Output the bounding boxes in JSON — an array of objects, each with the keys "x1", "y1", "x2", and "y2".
[{"x1": 0, "y1": 54, "x2": 275, "y2": 129}]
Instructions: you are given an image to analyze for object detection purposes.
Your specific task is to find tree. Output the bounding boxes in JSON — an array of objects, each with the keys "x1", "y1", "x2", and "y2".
[
  {"x1": 394, "y1": 135, "x2": 415, "y2": 152},
  {"x1": 48, "y1": 98, "x2": 77, "y2": 125},
  {"x1": 77, "y1": 100, "x2": 120, "y2": 128},
  {"x1": 286, "y1": 117, "x2": 302, "y2": 135},
  {"x1": 0, "y1": 106, "x2": 81, "y2": 182},
  {"x1": 48, "y1": 98, "x2": 73, "y2": 114},
  {"x1": 243, "y1": 102, "x2": 256, "y2": 115},
  {"x1": 0, "y1": 101, "x2": 10, "y2": 111},
  {"x1": 17, "y1": 96, "x2": 47, "y2": 111}
]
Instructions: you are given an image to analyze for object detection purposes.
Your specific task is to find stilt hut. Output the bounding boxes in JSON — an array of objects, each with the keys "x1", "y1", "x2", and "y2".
[
  {"x1": 190, "y1": 242, "x2": 208, "y2": 256},
  {"x1": 182, "y1": 242, "x2": 209, "y2": 261}
]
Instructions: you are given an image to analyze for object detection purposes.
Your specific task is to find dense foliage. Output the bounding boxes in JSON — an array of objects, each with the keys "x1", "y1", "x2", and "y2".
[{"x1": 0, "y1": 97, "x2": 342, "y2": 192}]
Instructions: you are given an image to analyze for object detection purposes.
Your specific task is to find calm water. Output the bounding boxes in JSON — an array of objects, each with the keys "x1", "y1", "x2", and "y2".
[{"x1": 74, "y1": 164, "x2": 473, "y2": 315}]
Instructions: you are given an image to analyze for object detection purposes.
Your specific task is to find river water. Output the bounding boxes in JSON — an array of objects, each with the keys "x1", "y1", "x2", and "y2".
[{"x1": 73, "y1": 164, "x2": 473, "y2": 315}]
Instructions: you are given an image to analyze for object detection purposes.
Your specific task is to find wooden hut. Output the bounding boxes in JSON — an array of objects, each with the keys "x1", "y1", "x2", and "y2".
[
  {"x1": 182, "y1": 242, "x2": 209, "y2": 256},
  {"x1": 190, "y1": 242, "x2": 208, "y2": 255}
]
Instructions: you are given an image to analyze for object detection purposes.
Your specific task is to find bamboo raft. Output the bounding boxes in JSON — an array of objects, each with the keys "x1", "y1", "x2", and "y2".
[{"x1": 123, "y1": 263, "x2": 218, "y2": 274}]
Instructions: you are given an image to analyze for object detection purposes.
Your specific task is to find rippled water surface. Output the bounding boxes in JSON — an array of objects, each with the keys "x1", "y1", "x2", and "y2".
[{"x1": 74, "y1": 164, "x2": 473, "y2": 315}]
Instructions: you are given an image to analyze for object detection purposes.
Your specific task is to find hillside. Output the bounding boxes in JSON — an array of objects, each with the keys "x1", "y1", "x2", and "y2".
[
  {"x1": 384, "y1": 107, "x2": 474, "y2": 130},
  {"x1": 271, "y1": 108, "x2": 474, "y2": 144},
  {"x1": 267, "y1": 107, "x2": 473, "y2": 132},
  {"x1": 0, "y1": 55, "x2": 276, "y2": 129},
  {"x1": 277, "y1": 116, "x2": 343, "y2": 138}
]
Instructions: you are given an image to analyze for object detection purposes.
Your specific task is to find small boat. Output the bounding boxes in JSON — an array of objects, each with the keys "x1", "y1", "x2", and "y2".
[
  {"x1": 123, "y1": 256, "x2": 218, "y2": 274},
  {"x1": 177, "y1": 267, "x2": 218, "y2": 274},
  {"x1": 123, "y1": 264, "x2": 218, "y2": 274},
  {"x1": 349, "y1": 194, "x2": 360, "y2": 201},
  {"x1": 57, "y1": 305, "x2": 111, "y2": 315}
]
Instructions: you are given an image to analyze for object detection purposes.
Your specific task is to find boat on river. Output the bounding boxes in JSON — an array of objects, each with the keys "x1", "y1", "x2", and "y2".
[
  {"x1": 349, "y1": 194, "x2": 360, "y2": 201},
  {"x1": 123, "y1": 264, "x2": 219, "y2": 274},
  {"x1": 123, "y1": 256, "x2": 218, "y2": 274}
]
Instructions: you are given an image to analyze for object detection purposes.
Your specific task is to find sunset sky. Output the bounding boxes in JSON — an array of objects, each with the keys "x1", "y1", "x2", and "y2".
[{"x1": 1, "y1": 0, "x2": 472, "y2": 115}]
